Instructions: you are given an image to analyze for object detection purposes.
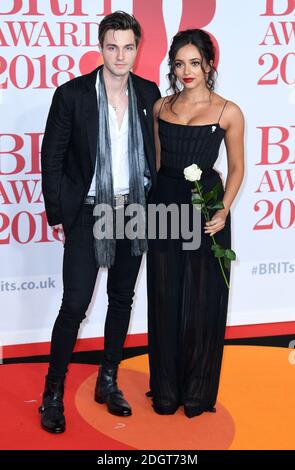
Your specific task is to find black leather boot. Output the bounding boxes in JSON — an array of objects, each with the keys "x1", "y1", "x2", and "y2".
[
  {"x1": 94, "y1": 366, "x2": 132, "y2": 417},
  {"x1": 39, "y1": 377, "x2": 66, "y2": 433}
]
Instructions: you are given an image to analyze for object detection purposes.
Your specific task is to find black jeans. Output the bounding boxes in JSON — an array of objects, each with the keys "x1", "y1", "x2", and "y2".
[{"x1": 47, "y1": 204, "x2": 142, "y2": 382}]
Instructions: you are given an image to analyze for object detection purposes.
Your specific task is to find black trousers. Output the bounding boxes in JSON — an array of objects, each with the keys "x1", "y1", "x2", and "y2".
[{"x1": 47, "y1": 204, "x2": 142, "y2": 382}]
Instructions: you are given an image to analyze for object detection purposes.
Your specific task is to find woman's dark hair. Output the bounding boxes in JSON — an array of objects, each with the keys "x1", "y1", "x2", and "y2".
[
  {"x1": 167, "y1": 29, "x2": 217, "y2": 99},
  {"x1": 99, "y1": 11, "x2": 142, "y2": 47}
]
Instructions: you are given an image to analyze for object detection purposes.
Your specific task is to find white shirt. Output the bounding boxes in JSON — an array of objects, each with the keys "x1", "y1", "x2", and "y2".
[{"x1": 88, "y1": 73, "x2": 129, "y2": 196}]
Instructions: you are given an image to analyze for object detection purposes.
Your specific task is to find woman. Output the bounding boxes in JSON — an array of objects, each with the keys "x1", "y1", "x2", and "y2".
[{"x1": 147, "y1": 29, "x2": 244, "y2": 418}]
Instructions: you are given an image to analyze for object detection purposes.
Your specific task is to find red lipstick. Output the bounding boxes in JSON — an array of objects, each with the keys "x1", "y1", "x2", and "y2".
[{"x1": 183, "y1": 78, "x2": 194, "y2": 83}]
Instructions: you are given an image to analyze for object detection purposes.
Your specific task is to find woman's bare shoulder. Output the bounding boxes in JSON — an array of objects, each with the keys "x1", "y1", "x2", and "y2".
[
  {"x1": 153, "y1": 97, "x2": 165, "y2": 115},
  {"x1": 215, "y1": 94, "x2": 244, "y2": 117},
  {"x1": 153, "y1": 94, "x2": 178, "y2": 117},
  {"x1": 214, "y1": 93, "x2": 244, "y2": 128}
]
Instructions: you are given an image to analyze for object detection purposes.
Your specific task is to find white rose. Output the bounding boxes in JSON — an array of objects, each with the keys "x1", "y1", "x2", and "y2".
[{"x1": 183, "y1": 164, "x2": 202, "y2": 182}]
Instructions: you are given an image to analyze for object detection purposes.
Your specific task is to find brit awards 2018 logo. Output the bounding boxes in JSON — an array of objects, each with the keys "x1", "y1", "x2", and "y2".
[
  {"x1": 0, "y1": 0, "x2": 218, "y2": 246},
  {"x1": 254, "y1": 0, "x2": 295, "y2": 233},
  {"x1": 0, "y1": 0, "x2": 218, "y2": 88}
]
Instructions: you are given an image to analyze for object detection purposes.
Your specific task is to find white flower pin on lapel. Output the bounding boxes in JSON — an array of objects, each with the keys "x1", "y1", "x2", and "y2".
[{"x1": 211, "y1": 125, "x2": 216, "y2": 133}]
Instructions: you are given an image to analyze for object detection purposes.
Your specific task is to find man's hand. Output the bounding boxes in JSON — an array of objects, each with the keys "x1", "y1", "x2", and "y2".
[{"x1": 52, "y1": 224, "x2": 65, "y2": 244}]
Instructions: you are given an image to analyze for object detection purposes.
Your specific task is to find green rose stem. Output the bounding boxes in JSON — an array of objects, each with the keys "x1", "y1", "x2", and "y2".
[{"x1": 195, "y1": 179, "x2": 230, "y2": 289}]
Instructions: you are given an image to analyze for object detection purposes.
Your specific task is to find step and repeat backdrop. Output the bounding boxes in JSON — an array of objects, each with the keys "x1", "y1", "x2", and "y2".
[{"x1": 0, "y1": 0, "x2": 294, "y2": 348}]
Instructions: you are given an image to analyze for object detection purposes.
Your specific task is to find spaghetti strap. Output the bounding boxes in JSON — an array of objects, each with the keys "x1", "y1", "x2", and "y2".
[
  {"x1": 158, "y1": 97, "x2": 168, "y2": 119},
  {"x1": 217, "y1": 100, "x2": 228, "y2": 124}
]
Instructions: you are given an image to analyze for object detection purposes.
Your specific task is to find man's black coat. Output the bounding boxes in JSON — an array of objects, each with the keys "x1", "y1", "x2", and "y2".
[{"x1": 41, "y1": 66, "x2": 160, "y2": 233}]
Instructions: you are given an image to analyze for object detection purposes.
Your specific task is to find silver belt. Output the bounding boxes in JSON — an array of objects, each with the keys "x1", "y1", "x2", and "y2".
[{"x1": 84, "y1": 194, "x2": 129, "y2": 208}]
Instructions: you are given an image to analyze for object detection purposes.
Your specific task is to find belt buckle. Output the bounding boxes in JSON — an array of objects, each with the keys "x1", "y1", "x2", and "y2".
[
  {"x1": 114, "y1": 194, "x2": 125, "y2": 210},
  {"x1": 85, "y1": 196, "x2": 95, "y2": 205}
]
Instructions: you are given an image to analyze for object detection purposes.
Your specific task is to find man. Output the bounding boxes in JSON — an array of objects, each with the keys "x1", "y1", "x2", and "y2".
[{"x1": 40, "y1": 11, "x2": 160, "y2": 433}]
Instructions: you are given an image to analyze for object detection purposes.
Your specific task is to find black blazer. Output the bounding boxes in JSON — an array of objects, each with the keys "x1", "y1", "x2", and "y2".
[{"x1": 41, "y1": 66, "x2": 161, "y2": 233}]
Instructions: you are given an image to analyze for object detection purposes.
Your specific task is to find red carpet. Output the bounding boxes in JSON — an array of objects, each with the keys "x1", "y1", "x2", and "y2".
[{"x1": 0, "y1": 346, "x2": 294, "y2": 450}]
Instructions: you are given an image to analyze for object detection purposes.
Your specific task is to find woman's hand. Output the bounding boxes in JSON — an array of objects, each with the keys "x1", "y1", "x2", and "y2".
[{"x1": 204, "y1": 209, "x2": 228, "y2": 236}]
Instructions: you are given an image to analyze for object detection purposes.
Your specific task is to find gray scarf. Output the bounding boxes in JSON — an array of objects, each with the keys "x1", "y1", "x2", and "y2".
[{"x1": 94, "y1": 69, "x2": 148, "y2": 268}]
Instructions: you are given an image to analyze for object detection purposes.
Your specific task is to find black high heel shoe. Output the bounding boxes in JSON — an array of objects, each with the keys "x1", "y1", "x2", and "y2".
[
  {"x1": 152, "y1": 399, "x2": 179, "y2": 415},
  {"x1": 184, "y1": 404, "x2": 216, "y2": 418}
]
